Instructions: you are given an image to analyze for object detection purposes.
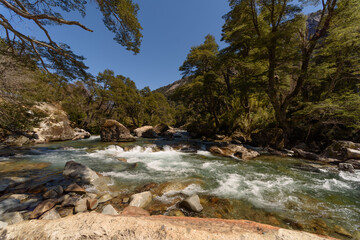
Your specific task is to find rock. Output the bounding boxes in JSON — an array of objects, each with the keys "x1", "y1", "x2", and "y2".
[
  {"x1": 65, "y1": 183, "x2": 85, "y2": 194},
  {"x1": 61, "y1": 196, "x2": 79, "y2": 207},
  {"x1": 0, "y1": 211, "x2": 337, "y2": 240},
  {"x1": 134, "y1": 126, "x2": 158, "y2": 138},
  {"x1": 121, "y1": 206, "x2": 150, "y2": 216},
  {"x1": 179, "y1": 194, "x2": 203, "y2": 212},
  {"x1": 209, "y1": 144, "x2": 259, "y2": 160},
  {"x1": 292, "y1": 148, "x2": 339, "y2": 163},
  {"x1": 345, "y1": 159, "x2": 360, "y2": 169},
  {"x1": 39, "y1": 208, "x2": 61, "y2": 220},
  {"x1": 0, "y1": 199, "x2": 22, "y2": 214},
  {"x1": 98, "y1": 194, "x2": 112, "y2": 204},
  {"x1": 72, "y1": 128, "x2": 91, "y2": 141},
  {"x1": 32, "y1": 103, "x2": 77, "y2": 143},
  {"x1": 344, "y1": 148, "x2": 360, "y2": 159},
  {"x1": 323, "y1": 140, "x2": 360, "y2": 160},
  {"x1": 63, "y1": 161, "x2": 99, "y2": 185},
  {"x1": 102, "y1": 204, "x2": 118, "y2": 215},
  {"x1": 30, "y1": 199, "x2": 57, "y2": 219},
  {"x1": 86, "y1": 199, "x2": 98, "y2": 210},
  {"x1": 0, "y1": 212, "x2": 23, "y2": 225},
  {"x1": 100, "y1": 119, "x2": 135, "y2": 142},
  {"x1": 338, "y1": 163, "x2": 355, "y2": 173},
  {"x1": 0, "y1": 221, "x2": 7, "y2": 229},
  {"x1": 43, "y1": 185, "x2": 63, "y2": 199},
  {"x1": 8, "y1": 194, "x2": 29, "y2": 201},
  {"x1": 118, "y1": 158, "x2": 127, "y2": 163},
  {"x1": 154, "y1": 124, "x2": 170, "y2": 135},
  {"x1": 122, "y1": 198, "x2": 130, "y2": 204},
  {"x1": 86, "y1": 193, "x2": 98, "y2": 199},
  {"x1": 334, "y1": 225, "x2": 352, "y2": 238},
  {"x1": 129, "y1": 191, "x2": 152, "y2": 208},
  {"x1": 3, "y1": 135, "x2": 30, "y2": 146},
  {"x1": 167, "y1": 210, "x2": 185, "y2": 217},
  {"x1": 75, "y1": 199, "x2": 88, "y2": 213}
]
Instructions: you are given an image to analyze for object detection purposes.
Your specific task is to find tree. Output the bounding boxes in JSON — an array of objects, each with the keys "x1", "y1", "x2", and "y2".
[
  {"x1": 223, "y1": 0, "x2": 339, "y2": 138},
  {"x1": 0, "y1": 0, "x2": 143, "y2": 80}
]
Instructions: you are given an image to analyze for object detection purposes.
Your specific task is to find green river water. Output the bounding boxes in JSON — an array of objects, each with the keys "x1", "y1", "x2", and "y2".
[{"x1": 1, "y1": 136, "x2": 359, "y2": 239}]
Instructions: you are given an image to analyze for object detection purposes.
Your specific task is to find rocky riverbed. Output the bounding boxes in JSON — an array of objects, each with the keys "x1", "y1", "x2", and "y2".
[{"x1": 0, "y1": 136, "x2": 359, "y2": 239}]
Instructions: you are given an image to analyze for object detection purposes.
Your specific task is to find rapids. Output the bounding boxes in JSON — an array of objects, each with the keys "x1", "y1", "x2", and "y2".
[{"x1": 1, "y1": 136, "x2": 359, "y2": 239}]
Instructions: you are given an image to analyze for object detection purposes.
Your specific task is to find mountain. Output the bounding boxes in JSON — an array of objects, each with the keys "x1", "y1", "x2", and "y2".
[{"x1": 155, "y1": 77, "x2": 192, "y2": 96}]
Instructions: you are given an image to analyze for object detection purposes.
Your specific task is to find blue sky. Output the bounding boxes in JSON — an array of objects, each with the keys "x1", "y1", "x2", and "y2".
[
  {"x1": 8, "y1": 0, "x2": 230, "y2": 90},
  {"x1": 1, "y1": 1, "x2": 318, "y2": 90}
]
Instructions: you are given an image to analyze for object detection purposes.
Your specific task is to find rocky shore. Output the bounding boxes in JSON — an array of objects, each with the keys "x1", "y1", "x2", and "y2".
[{"x1": 0, "y1": 212, "x2": 335, "y2": 240}]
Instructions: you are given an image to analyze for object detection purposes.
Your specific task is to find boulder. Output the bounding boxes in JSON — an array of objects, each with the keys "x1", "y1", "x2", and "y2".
[
  {"x1": 344, "y1": 148, "x2": 360, "y2": 160},
  {"x1": 0, "y1": 199, "x2": 23, "y2": 214},
  {"x1": 65, "y1": 183, "x2": 85, "y2": 194},
  {"x1": 209, "y1": 144, "x2": 259, "y2": 160},
  {"x1": 102, "y1": 204, "x2": 118, "y2": 215},
  {"x1": 179, "y1": 194, "x2": 203, "y2": 212},
  {"x1": 63, "y1": 161, "x2": 99, "y2": 185},
  {"x1": 98, "y1": 194, "x2": 112, "y2": 204},
  {"x1": 72, "y1": 128, "x2": 91, "y2": 141},
  {"x1": 322, "y1": 141, "x2": 360, "y2": 160},
  {"x1": 86, "y1": 199, "x2": 98, "y2": 210},
  {"x1": 29, "y1": 199, "x2": 57, "y2": 219},
  {"x1": 61, "y1": 196, "x2": 79, "y2": 207},
  {"x1": 129, "y1": 191, "x2": 152, "y2": 208},
  {"x1": 0, "y1": 212, "x2": 23, "y2": 225},
  {"x1": 100, "y1": 120, "x2": 135, "y2": 142},
  {"x1": 121, "y1": 206, "x2": 150, "y2": 217},
  {"x1": 134, "y1": 126, "x2": 158, "y2": 138},
  {"x1": 43, "y1": 185, "x2": 63, "y2": 199},
  {"x1": 2, "y1": 135, "x2": 30, "y2": 146},
  {"x1": 345, "y1": 159, "x2": 360, "y2": 169},
  {"x1": 75, "y1": 199, "x2": 88, "y2": 213},
  {"x1": 338, "y1": 163, "x2": 355, "y2": 173},
  {"x1": 39, "y1": 208, "x2": 61, "y2": 220},
  {"x1": 8, "y1": 194, "x2": 29, "y2": 201},
  {"x1": 154, "y1": 124, "x2": 170, "y2": 135},
  {"x1": 292, "y1": 148, "x2": 340, "y2": 163}
]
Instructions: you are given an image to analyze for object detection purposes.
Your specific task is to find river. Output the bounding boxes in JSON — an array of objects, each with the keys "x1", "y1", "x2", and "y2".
[{"x1": 1, "y1": 136, "x2": 359, "y2": 239}]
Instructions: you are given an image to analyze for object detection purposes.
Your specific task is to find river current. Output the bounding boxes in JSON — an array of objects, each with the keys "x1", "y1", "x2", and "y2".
[{"x1": 1, "y1": 136, "x2": 359, "y2": 239}]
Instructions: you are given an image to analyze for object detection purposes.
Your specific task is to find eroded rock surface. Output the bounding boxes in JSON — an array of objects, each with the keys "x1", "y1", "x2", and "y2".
[{"x1": 0, "y1": 212, "x2": 333, "y2": 240}]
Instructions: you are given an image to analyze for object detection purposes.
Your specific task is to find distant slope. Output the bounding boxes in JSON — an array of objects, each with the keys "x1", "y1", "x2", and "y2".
[{"x1": 155, "y1": 77, "x2": 192, "y2": 96}]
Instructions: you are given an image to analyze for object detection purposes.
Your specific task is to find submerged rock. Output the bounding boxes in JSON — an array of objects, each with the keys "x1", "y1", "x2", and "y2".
[
  {"x1": 179, "y1": 194, "x2": 203, "y2": 213},
  {"x1": 100, "y1": 119, "x2": 135, "y2": 142},
  {"x1": 338, "y1": 163, "x2": 355, "y2": 173},
  {"x1": 129, "y1": 191, "x2": 152, "y2": 208},
  {"x1": 102, "y1": 204, "x2": 118, "y2": 215}
]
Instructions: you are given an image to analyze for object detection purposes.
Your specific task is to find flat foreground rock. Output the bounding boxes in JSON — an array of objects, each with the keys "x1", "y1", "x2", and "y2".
[{"x1": 0, "y1": 212, "x2": 332, "y2": 240}]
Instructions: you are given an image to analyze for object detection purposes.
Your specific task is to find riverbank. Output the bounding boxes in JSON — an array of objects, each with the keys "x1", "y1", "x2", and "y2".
[{"x1": 0, "y1": 212, "x2": 335, "y2": 240}]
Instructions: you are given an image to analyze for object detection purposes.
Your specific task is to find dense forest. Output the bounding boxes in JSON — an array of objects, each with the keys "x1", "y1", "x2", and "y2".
[{"x1": 1, "y1": 0, "x2": 360, "y2": 150}]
